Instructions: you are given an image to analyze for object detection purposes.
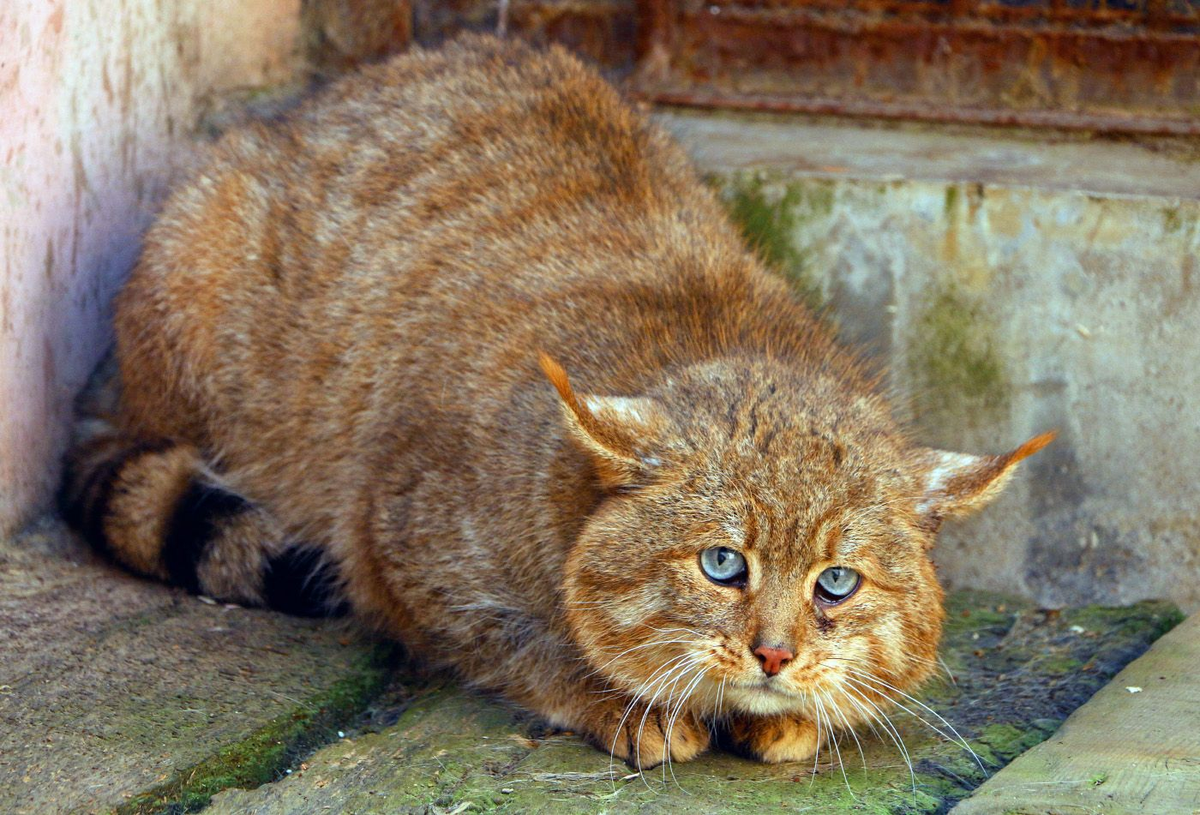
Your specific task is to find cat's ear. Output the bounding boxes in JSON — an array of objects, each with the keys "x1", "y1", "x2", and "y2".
[
  {"x1": 913, "y1": 432, "x2": 1055, "y2": 532},
  {"x1": 539, "y1": 353, "x2": 673, "y2": 490}
]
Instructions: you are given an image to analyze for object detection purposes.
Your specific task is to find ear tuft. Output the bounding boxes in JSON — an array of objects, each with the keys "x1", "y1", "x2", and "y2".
[
  {"x1": 538, "y1": 353, "x2": 673, "y2": 490},
  {"x1": 915, "y1": 431, "x2": 1056, "y2": 532},
  {"x1": 539, "y1": 352, "x2": 578, "y2": 413},
  {"x1": 1008, "y1": 430, "x2": 1057, "y2": 465}
]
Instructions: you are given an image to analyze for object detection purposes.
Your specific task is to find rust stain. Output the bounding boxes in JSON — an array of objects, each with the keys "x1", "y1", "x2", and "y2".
[
  {"x1": 101, "y1": 60, "x2": 114, "y2": 104},
  {"x1": 634, "y1": 1, "x2": 1200, "y2": 136},
  {"x1": 42, "y1": 334, "x2": 57, "y2": 397},
  {"x1": 0, "y1": 59, "x2": 19, "y2": 98},
  {"x1": 46, "y1": 5, "x2": 64, "y2": 36},
  {"x1": 70, "y1": 219, "x2": 79, "y2": 280},
  {"x1": 0, "y1": 280, "x2": 12, "y2": 333},
  {"x1": 71, "y1": 138, "x2": 89, "y2": 197},
  {"x1": 2, "y1": 0, "x2": 310, "y2": 536},
  {"x1": 1160, "y1": 251, "x2": 1196, "y2": 319},
  {"x1": 120, "y1": 53, "x2": 133, "y2": 116},
  {"x1": 509, "y1": 1, "x2": 637, "y2": 69},
  {"x1": 966, "y1": 183, "x2": 985, "y2": 224}
]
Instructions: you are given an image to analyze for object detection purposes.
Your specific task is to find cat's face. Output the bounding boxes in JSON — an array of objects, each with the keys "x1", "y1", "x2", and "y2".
[{"x1": 547, "y1": 356, "x2": 1049, "y2": 722}]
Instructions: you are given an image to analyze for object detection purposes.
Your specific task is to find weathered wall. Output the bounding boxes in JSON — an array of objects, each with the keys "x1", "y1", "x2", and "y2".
[
  {"x1": 0, "y1": 0, "x2": 300, "y2": 536},
  {"x1": 665, "y1": 112, "x2": 1200, "y2": 612}
]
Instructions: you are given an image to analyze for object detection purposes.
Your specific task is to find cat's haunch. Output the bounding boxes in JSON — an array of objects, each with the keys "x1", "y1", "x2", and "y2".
[{"x1": 61, "y1": 35, "x2": 1049, "y2": 770}]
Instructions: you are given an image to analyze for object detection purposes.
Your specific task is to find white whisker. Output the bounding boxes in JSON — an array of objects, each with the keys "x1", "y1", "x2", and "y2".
[
  {"x1": 845, "y1": 670, "x2": 985, "y2": 774},
  {"x1": 662, "y1": 665, "x2": 708, "y2": 791},
  {"x1": 808, "y1": 693, "x2": 824, "y2": 786},
  {"x1": 819, "y1": 693, "x2": 855, "y2": 799},
  {"x1": 823, "y1": 687, "x2": 867, "y2": 774},
  {"x1": 838, "y1": 682, "x2": 916, "y2": 794},
  {"x1": 633, "y1": 655, "x2": 705, "y2": 789},
  {"x1": 607, "y1": 652, "x2": 695, "y2": 787},
  {"x1": 585, "y1": 637, "x2": 701, "y2": 680}
]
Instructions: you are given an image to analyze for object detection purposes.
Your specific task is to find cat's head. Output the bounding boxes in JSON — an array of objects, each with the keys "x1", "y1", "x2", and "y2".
[{"x1": 543, "y1": 354, "x2": 1051, "y2": 723}]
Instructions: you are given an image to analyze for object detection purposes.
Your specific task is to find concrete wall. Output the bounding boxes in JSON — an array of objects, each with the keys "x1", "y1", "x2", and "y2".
[
  {"x1": 1, "y1": 0, "x2": 300, "y2": 536},
  {"x1": 664, "y1": 111, "x2": 1200, "y2": 613}
]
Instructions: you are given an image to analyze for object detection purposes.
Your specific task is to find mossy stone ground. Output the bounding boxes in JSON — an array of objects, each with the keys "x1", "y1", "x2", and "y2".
[
  {"x1": 0, "y1": 519, "x2": 395, "y2": 815},
  {"x1": 206, "y1": 592, "x2": 1181, "y2": 814}
]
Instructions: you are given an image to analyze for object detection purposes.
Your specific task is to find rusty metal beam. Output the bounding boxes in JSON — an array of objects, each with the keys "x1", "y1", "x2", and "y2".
[{"x1": 633, "y1": 0, "x2": 1200, "y2": 136}]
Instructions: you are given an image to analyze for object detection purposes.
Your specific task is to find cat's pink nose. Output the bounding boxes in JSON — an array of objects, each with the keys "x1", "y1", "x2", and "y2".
[{"x1": 753, "y1": 645, "x2": 794, "y2": 676}]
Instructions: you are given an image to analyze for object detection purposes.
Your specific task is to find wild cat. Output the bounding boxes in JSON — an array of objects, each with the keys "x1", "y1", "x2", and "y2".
[{"x1": 61, "y1": 35, "x2": 1051, "y2": 769}]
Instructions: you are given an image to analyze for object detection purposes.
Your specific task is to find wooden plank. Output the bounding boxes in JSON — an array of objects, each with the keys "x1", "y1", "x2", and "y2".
[{"x1": 954, "y1": 612, "x2": 1200, "y2": 814}]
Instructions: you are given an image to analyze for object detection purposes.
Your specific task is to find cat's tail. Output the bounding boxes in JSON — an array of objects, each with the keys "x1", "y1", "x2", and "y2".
[{"x1": 59, "y1": 419, "x2": 348, "y2": 617}]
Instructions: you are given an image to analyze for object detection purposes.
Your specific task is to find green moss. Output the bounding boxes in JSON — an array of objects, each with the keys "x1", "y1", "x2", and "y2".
[
  {"x1": 726, "y1": 178, "x2": 802, "y2": 270},
  {"x1": 976, "y1": 723, "x2": 1055, "y2": 764},
  {"x1": 114, "y1": 644, "x2": 397, "y2": 815},
  {"x1": 1036, "y1": 655, "x2": 1083, "y2": 674},
  {"x1": 1063, "y1": 600, "x2": 1184, "y2": 640},
  {"x1": 910, "y1": 284, "x2": 1009, "y2": 417},
  {"x1": 944, "y1": 590, "x2": 1028, "y2": 620},
  {"x1": 1162, "y1": 205, "x2": 1183, "y2": 234},
  {"x1": 716, "y1": 173, "x2": 835, "y2": 310},
  {"x1": 944, "y1": 185, "x2": 960, "y2": 217}
]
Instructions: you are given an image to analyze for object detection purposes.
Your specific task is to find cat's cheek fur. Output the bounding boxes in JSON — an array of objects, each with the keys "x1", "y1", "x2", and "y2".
[{"x1": 559, "y1": 542, "x2": 719, "y2": 769}]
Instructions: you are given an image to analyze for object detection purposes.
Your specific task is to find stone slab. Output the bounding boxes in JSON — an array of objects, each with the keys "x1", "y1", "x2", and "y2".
[
  {"x1": 953, "y1": 612, "x2": 1200, "y2": 815},
  {"x1": 655, "y1": 110, "x2": 1200, "y2": 200},
  {"x1": 206, "y1": 591, "x2": 1182, "y2": 814},
  {"x1": 0, "y1": 518, "x2": 393, "y2": 815}
]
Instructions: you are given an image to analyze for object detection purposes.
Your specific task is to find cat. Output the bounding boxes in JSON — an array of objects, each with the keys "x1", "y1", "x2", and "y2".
[{"x1": 61, "y1": 34, "x2": 1051, "y2": 769}]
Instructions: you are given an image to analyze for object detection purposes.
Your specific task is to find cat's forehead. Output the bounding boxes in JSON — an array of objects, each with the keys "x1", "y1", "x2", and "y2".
[
  {"x1": 665, "y1": 362, "x2": 898, "y2": 455},
  {"x1": 660, "y1": 361, "x2": 909, "y2": 520},
  {"x1": 678, "y1": 454, "x2": 888, "y2": 539},
  {"x1": 682, "y1": 413, "x2": 902, "y2": 497}
]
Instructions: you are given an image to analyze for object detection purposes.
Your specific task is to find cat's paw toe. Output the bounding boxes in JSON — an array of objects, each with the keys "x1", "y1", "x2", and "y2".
[
  {"x1": 726, "y1": 715, "x2": 821, "y2": 764},
  {"x1": 603, "y1": 705, "x2": 710, "y2": 770},
  {"x1": 754, "y1": 724, "x2": 820, "y2": 764}
]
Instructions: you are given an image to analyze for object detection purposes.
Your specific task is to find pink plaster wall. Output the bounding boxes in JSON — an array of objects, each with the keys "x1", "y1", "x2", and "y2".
[{"x1": 1, "y1": 0, "x2": 300, "y2": 536}]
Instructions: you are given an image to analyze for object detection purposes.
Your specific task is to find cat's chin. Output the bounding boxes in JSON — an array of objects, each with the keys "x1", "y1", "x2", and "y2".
[{"x1": 719, "y1": 681, "x2": 811, "y2": 717}]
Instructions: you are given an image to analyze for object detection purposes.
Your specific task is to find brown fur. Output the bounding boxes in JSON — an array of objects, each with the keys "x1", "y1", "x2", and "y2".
[{"x1": 62, "y1": 36, "x2": 1049, "y2": 769}]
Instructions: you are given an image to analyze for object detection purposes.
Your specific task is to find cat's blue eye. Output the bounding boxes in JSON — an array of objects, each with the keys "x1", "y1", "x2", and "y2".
[
  {"x1": 699, "y1": 547, "x2": 747, "y2": 587},
  {"x1": 815, "y1": 566, "x2": 860, "y2": 604}
]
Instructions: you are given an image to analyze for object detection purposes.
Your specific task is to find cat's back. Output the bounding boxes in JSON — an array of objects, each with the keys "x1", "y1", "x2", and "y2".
[
  {"x1": 120, "y1": 33, "x2": 717, "y2": 362},
  {"x1": 114, "y1": 35, "x2": 744, "y2": 532}
]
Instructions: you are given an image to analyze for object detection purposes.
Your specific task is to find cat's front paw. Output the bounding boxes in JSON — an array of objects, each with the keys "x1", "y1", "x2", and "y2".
[
  {"x1": 725, "y1": 714, "x2": 821, "y2": 764},
  {"x1": 590, "y1": 701, "x2": 711, "y2": 770}
]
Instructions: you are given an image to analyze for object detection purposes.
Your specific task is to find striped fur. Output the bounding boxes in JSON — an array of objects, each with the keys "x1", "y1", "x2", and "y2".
[{"x1": 61, "y1": 424, "x2": 346, "y2": 616}]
